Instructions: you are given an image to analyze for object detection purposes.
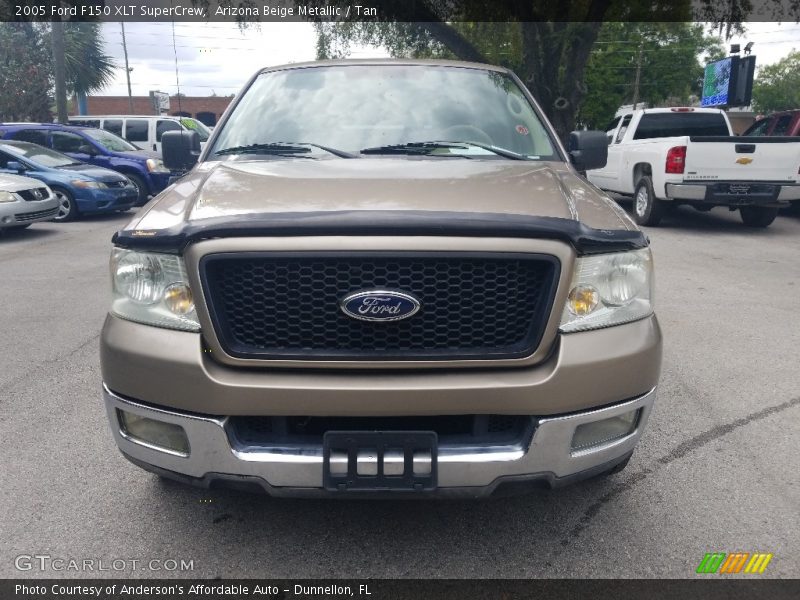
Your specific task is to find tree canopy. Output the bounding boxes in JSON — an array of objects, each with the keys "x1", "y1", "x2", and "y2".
[
  {"x1": 0, "y1": 22, "x2": 116, "y2": 121},
  {"x1": 751, "y1": 50, "x2": 800, "y2": 114},
  {"x1": 311, "y1": 0, "x2": 796, "y2": 140}
]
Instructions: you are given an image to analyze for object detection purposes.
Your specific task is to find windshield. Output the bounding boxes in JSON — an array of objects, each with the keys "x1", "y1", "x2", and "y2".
[
  {"x1": 0, "y1": 141, "x2": 78, "y2": 168},
  {"x1": 179, "y1": 117, "x2": 211, "y2": 141},
  {"x1": 82, "y1": 128, "x2": 138, "y2": 152},
  {"x1": 211, "y1": 65, "x2": 558, "y2": 159}
]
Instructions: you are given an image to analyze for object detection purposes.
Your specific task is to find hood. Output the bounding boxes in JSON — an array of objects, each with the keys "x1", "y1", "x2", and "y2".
[
  {"x1": 109, "y1": 149, "x2": 160, "y2": 160},
  {"x1": 0, "y1": 173, "x2": 45, "y2": 192},
  {"x1": 132, "y1": 157, "x2": 635, "y2": 231},
  {"x1": 58, "y1": 163, "x2": 129, "y2": 183},
  {"x1": 116, "y1": 157, "x2": 644, "y2": 255}
]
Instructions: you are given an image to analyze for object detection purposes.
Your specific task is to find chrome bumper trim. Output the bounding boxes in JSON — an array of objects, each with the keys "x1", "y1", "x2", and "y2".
[
  {"x1": 665, "y1": 183, "x2": 706, "y2": 200},
  {"x1": 104, "y1": 384, "x2": 656, "y2": 491}
]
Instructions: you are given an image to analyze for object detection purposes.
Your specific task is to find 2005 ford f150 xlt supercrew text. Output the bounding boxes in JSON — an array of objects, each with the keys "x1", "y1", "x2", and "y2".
[{"x1": 100, "y1": 60, "x2": 662, "y2": 497}]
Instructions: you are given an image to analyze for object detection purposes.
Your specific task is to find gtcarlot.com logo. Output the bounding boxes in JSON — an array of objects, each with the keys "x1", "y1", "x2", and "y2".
[
  {"x1": 696, "y1": 552, "x2": 773, "y2": 574},
  {"x1": 14, "y1": 554, "x2": 194, "y2": 572}
]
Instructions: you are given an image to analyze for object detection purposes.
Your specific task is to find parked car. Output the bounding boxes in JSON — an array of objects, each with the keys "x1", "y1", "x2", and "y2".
[
  {"x1": 0, "y1": 123, "x2": 172, "y2": 205},
  {"x1": 68, "y1": 115, "x2": 212, "y2": 153},
  {"x1": 0, "y1": 140, "x2": 137, "y2": 221},
  {"x1": 588, "y1": 107, "x2": 800, "y2": 227},
  {"x1": 101, "y1": 59, "x2": 662, "y2": 498},
  {"x1": 743, "y1": 110, "x2": 800, "y2": 137},
  {"x1": 0, "y1": 173, "x2": 59, "y2": 231}
]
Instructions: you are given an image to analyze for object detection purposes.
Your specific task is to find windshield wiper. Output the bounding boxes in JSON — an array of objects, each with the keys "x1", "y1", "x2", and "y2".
[
  {"x1": 360, "y1": 141, "x2": 528, "y2": 160},
  {"x1": 214, "y1": 142, "x2": 357, "y2": 158}
]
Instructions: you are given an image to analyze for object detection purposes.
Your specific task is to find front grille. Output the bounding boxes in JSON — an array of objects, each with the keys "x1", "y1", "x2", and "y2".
[
  {"x1": 229, "y1": 415, "x2": 534, "y2": 447},
  {"x1": 201, "y1": 252, "x2": 559, "y2": 361},
  {"x1": 16, "y1": 188, "x2": 50, "y2": 202},
  {"x1": 15, "y1": 207, "x2": 57, "y2": 222}
]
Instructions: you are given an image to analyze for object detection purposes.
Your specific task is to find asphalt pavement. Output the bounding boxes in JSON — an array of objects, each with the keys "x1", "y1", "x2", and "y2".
[{"x1": 1, "y1": 204, "x2": 798, "y2": 579}]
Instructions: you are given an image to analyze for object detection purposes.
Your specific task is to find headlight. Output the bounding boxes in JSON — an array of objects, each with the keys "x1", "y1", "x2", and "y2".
[
  {"x1": 146, "y1": 158, "x2": 170, "y2": 173},
  {"x1": 560, "y1": 248, "x2": 654, "y2": 333},
  {"x1": 0, "y1": 191, "x2": 17, "y2": 203},
  {"x1": 110, "y1": 248, "x2": 200, "y2": 331},
  {"x1": 71, "y1": 180, "x2": 105, "y2": 189}
]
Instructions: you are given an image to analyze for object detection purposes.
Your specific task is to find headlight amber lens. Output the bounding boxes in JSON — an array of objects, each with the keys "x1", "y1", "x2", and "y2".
[
  {"x1": 164, "y1": 283, "x2": 194, "y2": 315},
  {"x1": 567, "y1": 285, "x2": 599, "y2": 316}
]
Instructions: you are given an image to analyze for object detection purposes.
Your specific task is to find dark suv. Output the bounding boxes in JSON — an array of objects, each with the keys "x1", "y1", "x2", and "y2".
[{"x1": 0, "y1": 123, "x2": 172, "y2": 205}]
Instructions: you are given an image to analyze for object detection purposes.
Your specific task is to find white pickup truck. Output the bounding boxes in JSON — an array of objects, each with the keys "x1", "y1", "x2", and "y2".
[{"x1": 587, "y1": 107, "x2": 800, "y2": 227}]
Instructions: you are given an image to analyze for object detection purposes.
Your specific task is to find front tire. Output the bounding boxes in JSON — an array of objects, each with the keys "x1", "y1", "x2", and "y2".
[
  {"x1": 632, "y1": 176, "x2": 666, "y2": 226},
  {"x1": 52, "y1": 187, "x2": 78, "y2": 222},
  {"x1": 125, "y1": 173, "x2": 149, "y2": 206},
  {"x1": 740, "y1": 206, "x2": 778, "y2": 228}
]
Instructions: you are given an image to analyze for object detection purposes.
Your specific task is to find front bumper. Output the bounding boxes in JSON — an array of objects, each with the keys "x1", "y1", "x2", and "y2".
[
  {"x1": 104, "y1": 385, "x2": 656, "y2": 497},
  {"x1": 78, "y1": 187, "x2": 137, "y2": 214},
  {"x1": 0, "y1": 198, "x2": 59, "y2": 227}
]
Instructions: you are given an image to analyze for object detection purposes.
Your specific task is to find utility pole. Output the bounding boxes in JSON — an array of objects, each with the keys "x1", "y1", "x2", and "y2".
[
  {"x1": 121, "y1": 22, "x2": 134, "y2": 112},
  {"x1": 632, "y1": 42, "x2": 644, "y2": 110},
  {"x1": 51, "y1": 20, "x2": 68, "y2": 123}
]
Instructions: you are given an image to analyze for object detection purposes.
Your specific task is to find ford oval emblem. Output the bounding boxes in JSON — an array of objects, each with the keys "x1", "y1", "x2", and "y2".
[{"x1": 340, "y1": 290, "x2": 421, "y2": 322}]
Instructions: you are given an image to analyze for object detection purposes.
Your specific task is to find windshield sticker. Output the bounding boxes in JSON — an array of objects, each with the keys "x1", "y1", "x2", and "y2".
[{"x1": 516, "y1": 125, "x2": 529, "y2": 135}]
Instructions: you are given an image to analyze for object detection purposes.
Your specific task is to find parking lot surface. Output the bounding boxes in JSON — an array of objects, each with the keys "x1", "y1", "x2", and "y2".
[{"x1": 1, "y1": 205, "x2": 798, "y2": 578}]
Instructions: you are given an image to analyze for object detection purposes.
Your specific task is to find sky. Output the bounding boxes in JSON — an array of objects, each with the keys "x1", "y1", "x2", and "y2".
[{"x1": 97, "y1": 21, "x2": 800, "y2": 98}]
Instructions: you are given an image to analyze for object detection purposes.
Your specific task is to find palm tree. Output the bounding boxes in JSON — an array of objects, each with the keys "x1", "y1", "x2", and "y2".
[{"x1": 63, "y1": 22, "x2": 116, "y2": 97}]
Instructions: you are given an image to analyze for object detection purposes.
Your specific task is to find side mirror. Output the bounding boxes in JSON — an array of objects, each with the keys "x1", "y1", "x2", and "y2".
[
  {"x1": 162, "y1": 131, "x2": 200, "y2": 171},
  {"x1": 77, "y1": 144, "x2": 96, "y2": 156},
  {"x1": 6, "y1": 161, "x2": 24, "y2": 173},
  {"x1": 568, "y1": 130, "x2": 608, "y2": 171}
]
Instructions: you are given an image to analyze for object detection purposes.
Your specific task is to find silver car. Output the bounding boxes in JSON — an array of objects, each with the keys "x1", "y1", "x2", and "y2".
[{"x1": 0, "y1": 173, "x2": 59, "y2": 231}]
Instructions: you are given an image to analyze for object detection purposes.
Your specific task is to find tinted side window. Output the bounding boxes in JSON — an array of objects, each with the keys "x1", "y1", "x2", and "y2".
[
  {"x1": 156, "y1": 119, "x2": 182, "y2": 141},
  {"x1": 11, "y1": 129, "x2": 48, "y2": 145},
  {"x1": 772, "y1": 115, "x2": 793, "y2": 136},
  {"x1": 104, "y1": 119, "x2": 123, "y2": 137},
  {"x1": 744, "y1": 118, "x2": 772, "y2": 136},
  {"x1": 125, "y1": 119, "x2": 149, "y2": 142},
  {"x1": 633, "y1": 113, "x2": 730, "y2": 139},
  {"x1": 52, "y1": 131, "x2": 86, "y2": 153},
  {"x1": 72, "y1": 119, "x2": 100, "y2": 128},
  {"x1": 615, "y1": 115, "x2": 632, "y2": 143}
]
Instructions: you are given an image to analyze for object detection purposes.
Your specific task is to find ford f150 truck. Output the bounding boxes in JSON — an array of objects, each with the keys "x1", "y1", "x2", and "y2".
[
  {"x1": 587, "y1": 107, "x2": 800, "y2": 227},
  {"x1": 100, "y1": 60, "x2": 662, "y2": 497}
]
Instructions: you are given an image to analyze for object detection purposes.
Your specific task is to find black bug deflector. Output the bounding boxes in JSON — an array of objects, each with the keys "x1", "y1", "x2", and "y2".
[{"x1": 111, "y1": 211, "x2": 648, "y2": 256}]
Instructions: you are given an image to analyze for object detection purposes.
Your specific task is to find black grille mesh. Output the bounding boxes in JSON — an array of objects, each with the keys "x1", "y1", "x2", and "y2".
[{"x1": 201, "y1": 254, "x2": 557, "y2": 360}]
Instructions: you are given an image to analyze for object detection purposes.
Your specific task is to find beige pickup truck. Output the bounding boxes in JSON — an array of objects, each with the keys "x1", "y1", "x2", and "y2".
[{"x1": 101, "y1": 60, "x2": 662, "y2": 497}]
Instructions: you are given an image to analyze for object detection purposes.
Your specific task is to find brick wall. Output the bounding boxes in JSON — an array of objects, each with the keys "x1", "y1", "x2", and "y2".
[{"x1": 76, "y1": 96, "x2": 234, "y2": 126}]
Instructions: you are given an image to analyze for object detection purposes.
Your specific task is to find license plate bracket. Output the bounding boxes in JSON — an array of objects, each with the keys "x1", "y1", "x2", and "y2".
[{"x1": 323, "y1": 431, "x2": 438, "y2": 492}]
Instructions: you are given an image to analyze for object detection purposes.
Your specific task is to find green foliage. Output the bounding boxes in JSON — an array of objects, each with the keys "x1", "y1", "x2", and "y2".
[
  {"x1": 752, "y1": 50, "x2": 800, "y2": 114},
  {"x1": 0, "y1": 22, "x2": 52, "y2": 121},
  {"x1": 63, "y1": 22, "x2": 117, "y2": 96},
  {"x1": 0, "y1": 22, "x2": 115, "y2": 121},
  {"x1": 578, "y1": 22, "x2": 725, "y2": 129}
]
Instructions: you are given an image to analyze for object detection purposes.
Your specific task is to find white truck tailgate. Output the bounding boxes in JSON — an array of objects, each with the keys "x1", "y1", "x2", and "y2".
[{"x1": 684, "y1": 138, "x2": 800, "y2": 182}]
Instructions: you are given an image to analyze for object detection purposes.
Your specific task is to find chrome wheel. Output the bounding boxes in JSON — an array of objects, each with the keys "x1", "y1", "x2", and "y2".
[
  {"x1": 55, "y1": 190, "x2": 72, "y2": 221},
  {"x1": 635, "y1": 186, "x2": 649, "y2": 217}
]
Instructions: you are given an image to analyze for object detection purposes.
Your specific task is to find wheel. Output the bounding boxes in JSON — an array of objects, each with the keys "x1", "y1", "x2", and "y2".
[
  {"x1": 632, "y1": 176, "x2": 666, "y2": 226},
  {"x1": 52, "y1": 187, "x2": 78, "y2": 222},
  {"x1": 125, "y1": 173, "x2": 149, "y2": 206},
  {"x1": 740, "y1": 206, "x2": 778, "y2": 228}
]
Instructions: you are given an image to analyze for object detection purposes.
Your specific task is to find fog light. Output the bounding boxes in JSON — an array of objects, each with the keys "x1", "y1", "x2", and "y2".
[
  {"x1": 571, "y1": 409, "x2": 640, "y2": 452},
  {"x1": 117, "y1": 409, "x2": 190, "y2": 455}
]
